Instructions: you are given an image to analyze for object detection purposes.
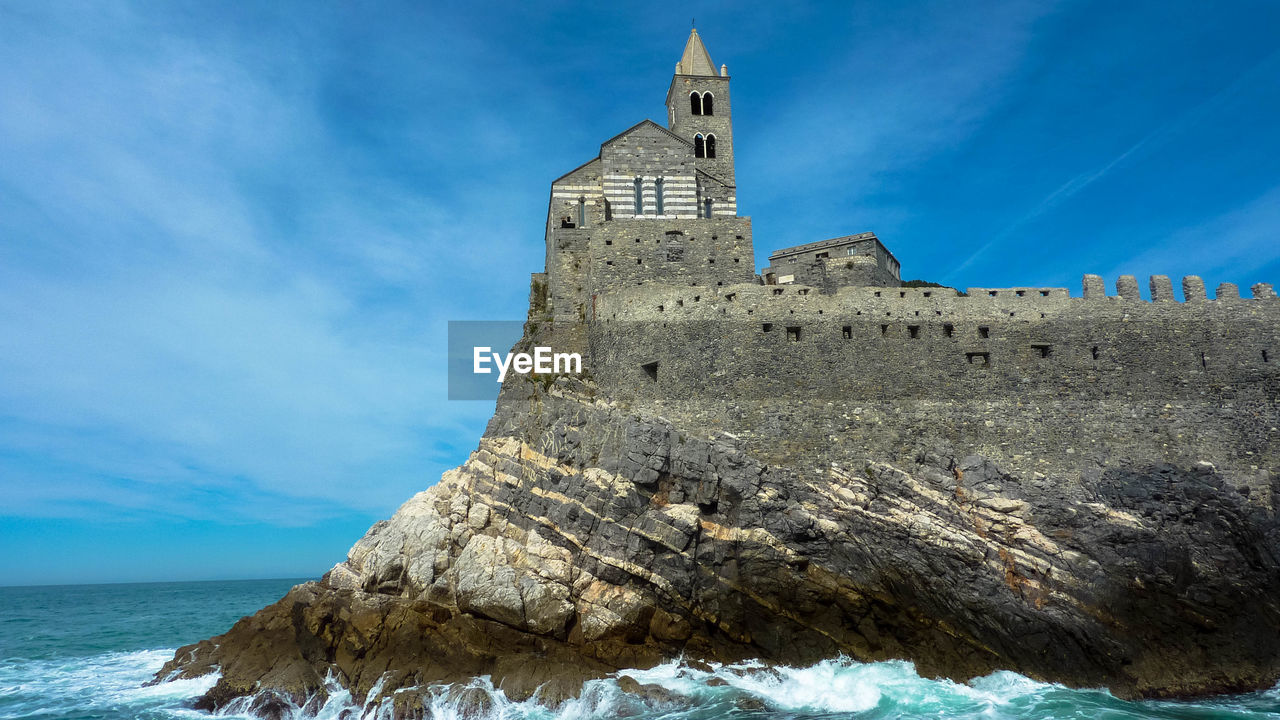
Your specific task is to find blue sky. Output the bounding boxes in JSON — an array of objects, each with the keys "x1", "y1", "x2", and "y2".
[{"x1": 2, "y1": 0, "x2": 1278, "y2": 585}]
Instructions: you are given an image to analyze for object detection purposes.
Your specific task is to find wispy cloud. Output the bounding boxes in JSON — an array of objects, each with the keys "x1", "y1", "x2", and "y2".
[
  {"x1": 946, "y1": 45, "x2": 1280, "y2": 281},
  {"x1": 0, "y1": 3, "x2": 528, "y2": 526}
]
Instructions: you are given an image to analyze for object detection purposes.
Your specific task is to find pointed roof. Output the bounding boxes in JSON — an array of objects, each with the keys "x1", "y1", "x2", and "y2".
[{"x1": 675, "y1": 28, "x2": 717, "y2": 76}]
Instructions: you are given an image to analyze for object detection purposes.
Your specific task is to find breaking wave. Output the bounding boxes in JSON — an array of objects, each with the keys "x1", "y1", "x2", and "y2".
[{"x1": 6, "y1": 650, "x2": 1280, "y2": 720}]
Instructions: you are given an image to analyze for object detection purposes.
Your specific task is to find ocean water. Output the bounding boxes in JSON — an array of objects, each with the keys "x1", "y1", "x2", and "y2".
[{"x1": 2, "y1": 579, "x2": 1279, "y2": 720}]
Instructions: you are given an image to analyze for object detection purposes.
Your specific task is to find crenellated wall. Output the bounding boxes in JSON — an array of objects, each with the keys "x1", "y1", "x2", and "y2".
[{"x1": 582, "y1": 274, "x2": 1280, "y2": 480}]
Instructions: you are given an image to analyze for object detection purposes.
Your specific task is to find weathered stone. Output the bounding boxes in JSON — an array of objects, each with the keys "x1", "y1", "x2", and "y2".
[{"x1": 1117, "y1": 274, "x2": 1142, "y2": 300}]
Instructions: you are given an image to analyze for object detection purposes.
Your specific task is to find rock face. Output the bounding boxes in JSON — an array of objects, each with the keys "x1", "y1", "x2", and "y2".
[{"x1": 158, "y1": 370, "x2": 1280, "y2": 712}]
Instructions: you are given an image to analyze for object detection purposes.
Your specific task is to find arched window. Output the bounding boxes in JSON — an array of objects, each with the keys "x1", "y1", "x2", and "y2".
[
  {"x1": 633, "y1": 177, "x2": 643, "y2": 216},
  {"x1": 654, "y1": 178, "x2": 664, "y2": 216},
  {"x1": 577, "y1": 197, "x2": 586, "y2": 227},
  {"x1": 694, "y1": 134, "x2": 705, "y2": 158},
  {"x1": 705, "y1": 134, "x2": 717, "y2": 158},
  {"x1": 689, "y1": 92, "x2": 702, "y2": 116},
  {"x1": 704, "y1": 197, "x2": 713, "y2": 219},
  {"x1": 702, "y1": 92, "x2": 714, "y2": 116}
]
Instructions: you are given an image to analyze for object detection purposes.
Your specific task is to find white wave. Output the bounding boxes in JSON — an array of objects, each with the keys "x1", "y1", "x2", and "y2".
[
  {"x1": 16, "y1": 650, "x2": 1272, "y2": 720},
  {"x1": 0, "y1": 647, "x2": 217, "y2": 720}
]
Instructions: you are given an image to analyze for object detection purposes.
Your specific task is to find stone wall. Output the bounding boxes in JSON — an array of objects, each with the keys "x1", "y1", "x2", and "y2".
[{"x1": 585, "y1": 276, "x2": 1280, "y2": 480}]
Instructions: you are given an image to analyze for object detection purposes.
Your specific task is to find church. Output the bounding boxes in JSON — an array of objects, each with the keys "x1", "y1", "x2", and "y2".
[{"x1": 541, "y1": 29, "x2": 902, "y2": 324}]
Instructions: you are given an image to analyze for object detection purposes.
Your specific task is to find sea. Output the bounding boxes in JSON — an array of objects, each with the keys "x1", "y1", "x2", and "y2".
[{"x1": 2, "y1": 578, "x2": 1279, "y2": 720}]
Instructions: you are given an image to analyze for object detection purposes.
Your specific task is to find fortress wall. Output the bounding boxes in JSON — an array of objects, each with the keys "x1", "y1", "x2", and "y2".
[
  {"x1": 586, "y1": 277, "x2": 1279, "y2": 477},
  {"x1": 588, "y1": 217, "x2": 755, "y2": 295}
]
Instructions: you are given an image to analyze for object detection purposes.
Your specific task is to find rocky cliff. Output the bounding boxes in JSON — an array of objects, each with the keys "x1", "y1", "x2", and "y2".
[{"x1": 157, "y1": 333, "x2": 1280, "y2": 714}]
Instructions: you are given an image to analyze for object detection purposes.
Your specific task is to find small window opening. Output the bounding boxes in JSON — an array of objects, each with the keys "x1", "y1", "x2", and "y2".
[
  {"x1": 1263, "y1": 349, "x2": 1270, "y2": 363},
  {"x1": 708, "y1": 258, "x2": 715, "y2": 264},
  {"x1": 694, "y1": 134, "x2": 706, "y2": 158},
  {"x1": 725, "y1": 293, "x2": 736, "y2": 302},
  {"x1": 703, "y1": 198, "x2": 713, "y2": 218},
  {"x1": 908, "y1": 325, "x2": 920, "y2": 338},
  {"x1": 604, "y1": 198, "x2": 612, "y2": 221},
  {"x1": 923, "y1": 291, "x2": 932, "y2": 297},
  {"x1": 762, "y1": 323, "x2": 773, "y2": 332},
  {"x1": 734, "y1": 257, "x2": 740, "y2": 263},
  {"x1": 694, "y1": 295, "x2": 700, "y2": 302},
  {"x1": 605, "y1": 260, "x2": 613, "y2": 266},
  {"x1": 657, "y1": 305, "x2": 664, "y2": 312},
  {"x1": 989, "y1": 290, "x2": 998, "y2": 297},
  {"x1": 978, "y1": 326, "x2": 990, "y2": 338},
  {"x1": 874, "y1": 291, "x2": 882, "y2": 297},
  {"x1": 772, "y1": 288, "x2": 784, "y2": 295},
  {"x1": 798, "y1": 289, "x2": 810, "y2": 296},
  {"x1": 816, "y1": 252, "x2": 829, "y2": 259},
  {"x1": 842, "y1": 326, "x2": 852, "y2": 339},
  {"x1": 641, "y1": 362, "x2": 659, "y2": 381},
  {"x1": 605, "y1": 239, "x2": 612, "y2": 245},
  {"x1": 1016, "y1": 290, "x2": 1026, "y2": 297},
  {"x1": 943, "y1": 323, "x2": 954, "y2": 337},
  {"x1": 706, "y1": 134, "x2": 717, "y2": 158},
  {"x1": 702, "y1": 92, "x2": 714, "y2": 116},
  {"x1": 633, "y1": 177, "x2": 643, "y2": 215},
  {"x1": 786, "y1": 326, "x2": 801, "y2": 342},
  {"x1": 1032, "y1": 343, "x2": 1052, "y2": 358},
  {"x1": 636, "y1": 258, "x2": 642, "y2": 264},
  {"x1": 899, "y1": 291, "x2": 906, "y2": 298},
  {"x1": 880, "y1": 324, "x2": 889, "y2": 336},
  {"x1": 966, "y1": 352, "x2": 990, "y2": 366},
  {"x1": 1091, "y1": 345, "x2": 1100, "y2": 360},
  {"x1": 690, "y1": 92, "x2": 702, "y2": 116},
  {"x1": 1040, "y1": 290, "x2": 1050, "y2": 297},
  {"x1": 676, "y1": 299, "x2": 684, "y2": 307}
]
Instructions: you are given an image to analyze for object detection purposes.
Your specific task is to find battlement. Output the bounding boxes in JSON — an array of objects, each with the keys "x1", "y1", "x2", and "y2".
[{"x1": 594, "y1": 273, "x2": 1278, "y2": 325}]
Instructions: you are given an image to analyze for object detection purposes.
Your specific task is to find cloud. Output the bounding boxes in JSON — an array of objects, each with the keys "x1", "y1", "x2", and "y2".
[
  {"x1": 946, "y1": 44, "x2": 1280, "y2": 281},
  {"x1": 0, "y1": 4, "x2": 521, "y2": 525}
]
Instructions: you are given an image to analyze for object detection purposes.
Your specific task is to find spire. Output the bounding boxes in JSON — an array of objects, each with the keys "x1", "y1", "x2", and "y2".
[{"x1": 675, "y1": 28, "x2": 717, "y2": 76}]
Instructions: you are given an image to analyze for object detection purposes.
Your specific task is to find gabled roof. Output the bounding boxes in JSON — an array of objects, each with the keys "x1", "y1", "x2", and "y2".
[
  {"x1": 600, "y1": 119, "x2": 693, "y2": 149},
  {"x1": 676, "y1": 28, "x2": 717, "y2": 76}
]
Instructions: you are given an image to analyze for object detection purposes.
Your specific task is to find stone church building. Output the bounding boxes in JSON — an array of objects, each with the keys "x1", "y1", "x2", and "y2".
[{"x1": 541, "y1": 29, "x2": 901, "y2": 323}]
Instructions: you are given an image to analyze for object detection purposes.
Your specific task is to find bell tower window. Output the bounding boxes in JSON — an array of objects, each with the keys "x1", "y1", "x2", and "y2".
[
  {"x1": 694, "y1": 134, "x2": 705, "y2": 158},
  {"x1": 702, "y1": 92, "x2": 714, "y2": 116},
  {"x1": 690, "y1": 91, "x2": 702, "y2": 116},
  {"x1": 705, "y1": 134, "x2": 717, "y2": 158}
]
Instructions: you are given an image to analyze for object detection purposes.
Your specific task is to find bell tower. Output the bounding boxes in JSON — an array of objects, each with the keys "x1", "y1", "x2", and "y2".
[{"x1": 666, "y1": 28, "x2": 736, "y2": 190}]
